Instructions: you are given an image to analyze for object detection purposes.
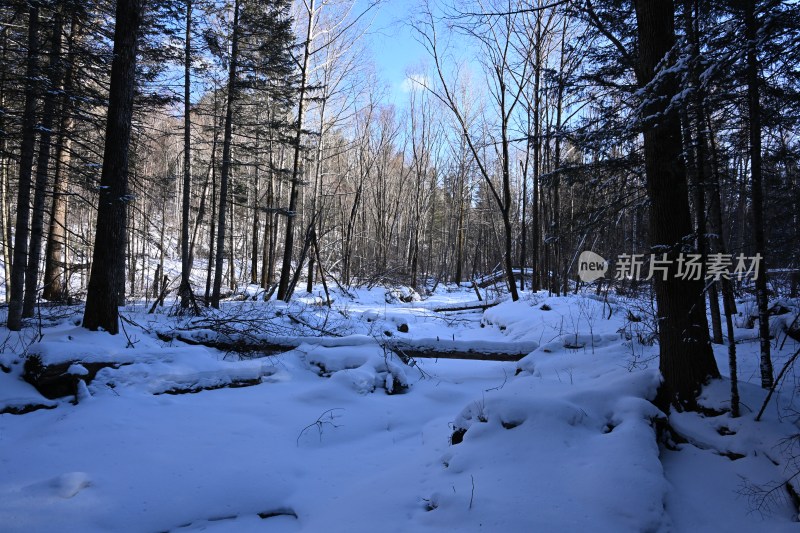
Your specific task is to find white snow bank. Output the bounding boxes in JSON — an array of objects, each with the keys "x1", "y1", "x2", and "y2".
[
  {"x1": 90, "y1": 347, "x2": 280, "y2": 395},
  {"x1": 297, "y1": 343, "x2": 410, "y2": 394},
  {"x1": 0, "y1": 363, "x2": 57, "y2": 413},
  {"x1": 430, "y1": 356, "x2": 667, "y2": 532}
]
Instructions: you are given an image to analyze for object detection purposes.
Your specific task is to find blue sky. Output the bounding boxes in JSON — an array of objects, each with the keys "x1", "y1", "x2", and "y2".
[{"x1": 368, "y1": 2, "x2": 429, "y2": 104}]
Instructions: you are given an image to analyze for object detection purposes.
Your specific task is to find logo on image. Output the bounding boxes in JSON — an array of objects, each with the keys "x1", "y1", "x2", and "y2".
[{"x1": 578, "y1": 251, "x2": 609, "y2": 283}]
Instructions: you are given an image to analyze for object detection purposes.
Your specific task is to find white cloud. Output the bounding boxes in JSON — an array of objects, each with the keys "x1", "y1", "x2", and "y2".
[{"x1": 400, "y1": 74, "x2": 429, "y2": 93}]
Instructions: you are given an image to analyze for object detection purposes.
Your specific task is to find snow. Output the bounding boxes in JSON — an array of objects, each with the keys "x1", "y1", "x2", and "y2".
[
  {"x1": 0, "y1": 364, "x2": 57, "y2": 413},
  {"x1": 0, "y1": 286, "x2": 798, "y2": 531}
]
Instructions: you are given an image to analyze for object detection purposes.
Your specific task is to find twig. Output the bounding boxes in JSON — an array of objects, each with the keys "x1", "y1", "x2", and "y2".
[
  {"x1": 148, "y1": 275, "x2": 173, "y2": 314},
  {"x1": 36, "y1": 292, "x2": 44, "y2": 342},
  {"x1": 469, "y1": 474, "x2": 475, "y2": 510},
  {"x1": 471, "y1": 279, "x2": 483, "y2": 301},
  {"x1": 779, "y1": 312, "x2": 800, "y2": 350},
  {"x1": 756, "y1": 346, "x2": 800, "y2": 421},
  {"x1": 118, "y1": 312, "x2": 139, "y2": 349},
  {"x1": 287, "y1": 313, "x2": 341, "y2": 337},
  {"x1": 120, "y1": 313, "x2": 152, "y2": 334},
  {"x1": 296, "y1": 408, "x2": 344, "y2": 446},
  {"x1": 485, "y1": 368, "x2": 508, "y2": 392}
]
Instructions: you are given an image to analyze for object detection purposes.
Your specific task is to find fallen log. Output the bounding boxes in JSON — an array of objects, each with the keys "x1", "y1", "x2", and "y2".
[
  {"x1": 157, "y1": 331, "x2": 294, "y2": 356},
  {"x1": 0, "y1": 403, "x2": 57, "y2": 416},
  {"x1": 389, "y1": 347, "x2": 522, "y2": 362},
  {"x1": 158, "y1": 330, "x2": 537, "y2": 363},
  {"x1": 432, "y1": 301, "x2": 500, "y2": 313},
  {"x1": 155, "y1": 377, "x2": 264, "y2": 395}
]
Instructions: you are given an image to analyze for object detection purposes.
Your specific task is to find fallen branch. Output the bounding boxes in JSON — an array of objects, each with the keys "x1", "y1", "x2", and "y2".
[
  {"x1": 432, "y1": 301, "x2": 501, "y2": 313},
  {"x1": 755, "y1": 346, "x2": 800, "y2": 422},
  {"x1": 148, "y1": 275, "x2": 172, "y2": 314},
  {"x1": 287, "y1": 313, "x2": 341, "y2": 337},
  {"x1": 388, "y1": 346, "x2": 523, "y2": 362},
  {"x1": 471, "y1": 280, "x2": 483, "y2": 301}
]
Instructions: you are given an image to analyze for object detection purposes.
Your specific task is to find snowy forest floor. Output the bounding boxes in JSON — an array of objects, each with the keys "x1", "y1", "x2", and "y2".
[{"x1": 1, "y1": 284, "x2": 799, "y2": 532}]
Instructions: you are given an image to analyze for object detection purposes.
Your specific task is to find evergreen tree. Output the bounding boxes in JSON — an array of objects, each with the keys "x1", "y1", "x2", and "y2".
[{"x1": 82, "y1": 0, "x2": 145, "y2": 333}]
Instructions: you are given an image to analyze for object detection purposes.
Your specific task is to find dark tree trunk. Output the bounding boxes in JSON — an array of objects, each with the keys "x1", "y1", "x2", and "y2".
[
  {"x1": 179, "y1": 0, "x2": 197, "y2": 312},
  {"x1": 530, "y1": 15, "x2": 542, "y2": 293},
  {"x1": 277, "y1": 0, "x2": 314, "y2": 301},
  {"x1": 0, "y1": 13, "x2": 11, "y2": 302},
  {"x1": 634, "y1": 0, "x2": 720, "y2": 409},
  {"x1": 211, "y1": 0, "x2": 240, "y2": 308},
  {"x1": 552, "y1": 16, "x2": 567, "y2": 296},
  {"x1": 251, "y1": 167, "x2": 259, "y2": 286},
  {"x1": 24, "y1": 6, "x2": 66, "y2": 317},
  {"x1": 682, "y1": 0, "x2": 722, "y2": 344},
  {"x1": 44, "y1": 11, "x2": 78, "y2": 302},
  {"x1": 7, "y1": 5, "x2": 40, "y2": 331},
  {"x1": 744, "y1": 0, "x2": 774, "y2": 389},
  {"x1": 83, "y1": 0, "x2": 144, "y2": 334},
  {"x1": 205, "y1": 158, "x2": 216, "y2": 304},
  {"x1": 500, "y1": 79, "x2": 519, "y2": 302},
  {"x1": 261, "y1": 131, "x2": 276, "y2": 289}
]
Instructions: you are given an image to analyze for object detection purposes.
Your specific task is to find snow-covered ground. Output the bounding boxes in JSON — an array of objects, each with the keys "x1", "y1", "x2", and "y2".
[{"x1": 0, "y1": 285, "x2": 798, "y2": 532}]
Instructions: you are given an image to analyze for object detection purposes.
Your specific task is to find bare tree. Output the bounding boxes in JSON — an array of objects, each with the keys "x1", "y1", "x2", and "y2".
[{"x1": 415, "y1": 0, "x2": 532, "y2": 301}]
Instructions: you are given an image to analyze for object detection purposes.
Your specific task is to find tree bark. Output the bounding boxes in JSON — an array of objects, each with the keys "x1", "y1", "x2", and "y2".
[
  {"x1": 179, "y1": 0, "x2": 197, "y2": 312},
  {"x1": 83, "y1": 0, "x2": 144, "y2": 334},
  {"x1": 634, "y1": 0, "x2": 720, "y2": 409},
  {"x1": 277, "y1": 0, "x2": 314, "y2": 301},
  {"x1": 744, "y1": 0, "x2": 774, "y2": 389},
  {"x1": 44, "y1": 11, "x2": 78, "y2": 302},
  {"x1": 211, "y1": 0, "x2": 240, "y2": 308},
  {"x1": 7, "y1": 5, "x2": 40, "y2": 331},
  {"x1": 681, "y1": 0, "x2": 723, "y2": 344},
  {"x1": 24, "y1": 6, "x2": 66, "y2": 317}
]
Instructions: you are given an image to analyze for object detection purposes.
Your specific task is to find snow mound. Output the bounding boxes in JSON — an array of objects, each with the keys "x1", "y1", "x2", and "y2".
[
  {"x1": 384, "y1": 286, "x2": 421, "y2": 303},
  {"x1": 433, "y1": 362, "x2": 666, "y2": 532},
  {"x1": 22, "y1": 472, "x2": 91, "y2": 499},
  {"x1": 0, "y1": 359, "x2": 58, "y2": 414},
  {"x1": 89, "y1": 348, "x2": 279, "y2": 396},
  {"x1": 52, "y1": 472, "x2": 91, "y2": 499},
  {"x1": 297, "y1": 344, "x2": 410, "y2": 394}
]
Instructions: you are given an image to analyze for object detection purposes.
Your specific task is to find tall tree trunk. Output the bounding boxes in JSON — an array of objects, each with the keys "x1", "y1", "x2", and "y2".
[
  {"x1": 44, "y1": 10, "x2": 78, "y2": 302},
  {"x1": 205, "y1": 153, "x2": 217, "y2": 304},
  {"x1": 83, "y1": 0, "x2": 144, "y2": 334},
  {"x1": 0, "y1": 17, "x2": 11, "y2": 302},
  {"x1": 277, "y1": 0, "x2": 314, "y2": 301},
  {"x1": 228, "y1": 184, "x2": 235, "y2": 291},
  {"x1": 0, "y1": 141, "x2": 10, "y2": 302},
  {"x1": 500, "y1": 81, "x2": 520, "y2": 301},
  {"x1": 179, "y1": 0, "x2": 197, "y2": 312},
  {"x1": 681, "y1": 0, "x2": 723, "y2": 344},
  {"x1": 7, "y1": 5, "x2": 40, "y2": 331},
  {"x1": 211, "y1": 0, "x2": 240, "y2": 308},
  {"x1": 634, "y1": 0, "x2": 720, "y2": 409},
  {"x1": 261, "y1": 124, "x2": 276, "y2": 289},
  {"x1": 24, "y1": 6, "x2": 66, "y2": 317},
  {"x1": 552, "y1": 15, "x2": 567, "y2": 296},
  {"x1": 530, "y1": 15, "x2": 542, "y2": 293},
  {"x1": 191, "y1": 108, "x2": 219, "y2": 268},
  {"x1": 306, "y1": 98, "x2": 325, "y2": 293},
  {"x1": 251, "y1": 130, "x2": 260, "y2": 286},
  {"x1": 453, "y1": 142, "x2": 466, "y2": 283},
  {"x1": 744, "y1": 0, "x2": 774, "y2": 389}
]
